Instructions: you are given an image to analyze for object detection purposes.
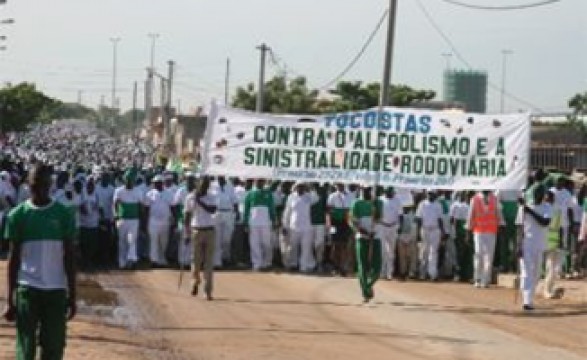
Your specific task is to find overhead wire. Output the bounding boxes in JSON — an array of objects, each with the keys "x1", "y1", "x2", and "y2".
[
  {"x1": 317, "y1": 8, "x2": 389, "y2": 91},
  {"x1": 437, "y1": 0, "x2": 563, "y2": 11},
  {"x1": 415, "y1": 0, "x2": 544, "y2": 112}
]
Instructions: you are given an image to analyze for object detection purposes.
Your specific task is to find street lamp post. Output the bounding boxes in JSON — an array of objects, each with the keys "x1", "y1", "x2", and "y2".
[
  {"x1": 110, "y1": 37, "x2": 121, "y2": 111},
  {"x1": 379, "y1": 0, "x2": 398, "y2": 107},
  {"x1": 500, "y1": 49, "x2": 513, "y2": 113}
]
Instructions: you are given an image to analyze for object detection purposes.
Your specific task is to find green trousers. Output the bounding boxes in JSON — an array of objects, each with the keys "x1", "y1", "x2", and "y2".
[
  {"x1": 16, "y1": 286, "x2": 67, "y2": 360},
  {"x1": 495, "y1": 201, "x2": 518, "y2": 272},
  {"x1": 356, "y1": 238, "x2": 382, "y2": 299},
  {"x1": 454, "y1": 220, "x2": 474, "y2": 281}
]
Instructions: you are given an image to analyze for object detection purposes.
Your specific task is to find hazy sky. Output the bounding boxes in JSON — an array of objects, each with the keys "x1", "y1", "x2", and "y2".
[{"x1": 0, "y1": 0, "x2": 585, "y2": 114}]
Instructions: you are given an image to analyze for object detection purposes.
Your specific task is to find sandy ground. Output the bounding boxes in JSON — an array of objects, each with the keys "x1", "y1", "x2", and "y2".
[{"x1": 1, "y1": 261, "x2": 586, "y2": 360}]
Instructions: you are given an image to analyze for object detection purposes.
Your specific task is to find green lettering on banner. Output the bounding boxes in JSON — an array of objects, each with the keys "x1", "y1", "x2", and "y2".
[
  {"x1": 440, "y1": 137, "x2": 456, "y2": 155},
  {"x1": 329, "y1": 151, "x2": 340, "y2": 169},
  {"x1": 459, "y1": 138, "x2": 470, "y2": 156},
  {"x1": 353, "y1": 132, "x2": 364, "y2": 150},
  {"x1": 303, "y1": 129, "x2": 314, "y2": 147},
  {"x1": 410, "y1": 135, "x2": 421, "y2": 154},
  {"x1": 399, "y1": 134, "x2": 410, "y2": 152},
  {"x1": 468, "y1": 158, "x2": 478, "y2": 176},
  {"x1": 278, "y1": 127, "x2": 289, "y2": 144},
  {"x1": 496, "y1": 138, "x2": 505, "y2": 156},
  {"x1": 497, "y1": 159, "x2": 506, "y2": 176},
  {"x1": 305, "y1": 150, "x2": 317, "y2": 168},
  {"x1": 244, "y1": 147, "x2": 255, "y2": 165},
  {"x1": 428, "y1": 136, "x2": 439, "y2": 154},
  {"x1": 401, "y1": 156, "x2": 411, "y2": 173},
  {"x1": 266, "y1": 126, "x2": 277, "y2": 144},
  {"x1": 425, "y1": 157, "x2": 435, "y2": 175},
  {"x1": 261, "y1": 148, "x2": 276, "y2": 166},
  {"x1": 366, "y1": 132, "x2": 378, "y2": 150},
  {"x1": 479, "y1": 158, "x2": 490, "y2": 176},
  {"x1": 294, "y1": 149, "x2": 305, "y2": 167},
  {"x1": 387, "y1": 134, "x2": 398, "y2": 151},
  {"x1": 282, "y1": 149, "x2": 292, "y2": 168},
  {"x1": 438, "y1": 158, "x2": 448, "y2": 175},
  {"x1": 254, "y1": 126, "x2": 265, "y2": 143},
  {"x1": 292, "y1": 128, "x2": 302, "y2": 144},
  {"x1": 477, "y1": 138, "x2": 488, "y2": 156},
  {"x1": 360, "y1": 153, "x2": 371, "y2": 171},
  {"x1": 382, "y1": 154, "x2": 393, "y2": 172},
  {"x1": 349, "y1": 151, "x2": 362, "y2": 170},
  {"x1": 413, "y1": 156, "x2": 423, "y2": 174},
  {"x1": 449, "y1": 158, "x2": 459, "y2": 176},
  {"x1": 335, "y1": 130, "x2": 346, "y2": 147},
  {"x1": 316, "y1": 130, "x2": 327, "y2": 148},
  {"x1": 318, "y1": 151, "x2": 329, "y2": 168}
]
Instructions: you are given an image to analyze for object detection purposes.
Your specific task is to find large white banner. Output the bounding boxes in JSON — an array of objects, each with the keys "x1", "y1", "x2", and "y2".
[{"x1": 202, "y1": 103, "x2": 530, "y2": 190}]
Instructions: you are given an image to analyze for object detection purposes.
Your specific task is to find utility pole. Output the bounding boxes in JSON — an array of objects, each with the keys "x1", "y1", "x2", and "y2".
[
  {"x1": 441, "y1": 52, "x2": 452, "y2": 73},
  {"x1": 77, "y1": 90, "x2": 83, "y2": 105},
  {"x1": 166, "y1": 60, "x2": 175, "y2": 149},
  {"x1": 225, "y1": 57, "x2": 230, "y2": 105},
  {"x1": 132, "y1": 81, "x2": 138, "y2": 137},
  {"x1": 146, "y1": 33, "x2": 159, "y2": 127},
  {"x1": 379, "y1": 0, "x2": 398, "y2": 107},
  {"x1": 110, "y1": 37, "x2": 121, "y2": 112},
  {"x1": 256, "y1": 43, "x2": 270, "y2": 113},
  {"x1": 501, "y1": 49, "x2": 513, "y2": 113}
]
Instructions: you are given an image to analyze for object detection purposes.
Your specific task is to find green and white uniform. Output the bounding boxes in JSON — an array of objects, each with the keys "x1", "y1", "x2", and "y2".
[
  {"x1": 5, "y1": 200, "x2": 75, "y2": 360},
  {"x1": 351, "y1": 198, "x2": 382, "y2": 300},
  {"x1": 113, "y1": 186, "x2": 141, "y2": 268},
  {"x1": 244, "y1": 187, "x2": 276, "y2": 270}
]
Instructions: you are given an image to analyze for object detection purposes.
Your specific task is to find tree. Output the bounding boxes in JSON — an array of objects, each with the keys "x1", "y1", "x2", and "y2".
[
  {"x1": 564, "y1": 92, "x2": 587, "y2": 141},
  {"x1": 48, "y1": 102, "x2": 99, "y2": 122},
  {"x1": 0, "y1": 83, "x2": 58, "y2": 132},
  {"x1": 232, "y1": 76, "x2": 319, "y2": 114}
]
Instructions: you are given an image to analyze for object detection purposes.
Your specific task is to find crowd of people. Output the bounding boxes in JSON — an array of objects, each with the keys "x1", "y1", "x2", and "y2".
[{"x1": 2, "y1": 120, "x2": 587, "y2": 358}]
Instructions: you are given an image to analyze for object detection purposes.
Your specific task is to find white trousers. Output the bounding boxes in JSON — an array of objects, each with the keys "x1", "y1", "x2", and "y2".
[
  {"x1": 420, "y1": 228, "x2": 441, "y2": 279},
  {"x1": 544, "y1": 249, "x2": 561, "y2": 298},
  {"x1": 474, "y1": 233, "x2": 497, "y2": 285},
  {"x1": 313, "y1": 225, "x2": 326, "y2": 265},
  {"x1": 148, "y1": 221, "x2": 169, "y2": 265},
  {"x1": 380, "y1": 225, "x2": 399, "y2": 278},
  {"x1": 117, "y1": 219, "x2": 139, "y2": 268},
  {"x1": 288, "y1": 229, "x2": 315, "y2": 272},
  {"x1": 249, "y1": 225, "x2": 272, "y2": 270},
  {"x1": 214, "y1": 211, "x2": 235, "y2": 266},
  {"x1": 520, "y1": 245, "x2": 544, "y2": 306}
]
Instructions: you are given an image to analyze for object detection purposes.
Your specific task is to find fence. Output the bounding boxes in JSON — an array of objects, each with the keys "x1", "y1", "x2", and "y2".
[{"x1": 531, "y1": 145, "x2": 587, "y2": 172}]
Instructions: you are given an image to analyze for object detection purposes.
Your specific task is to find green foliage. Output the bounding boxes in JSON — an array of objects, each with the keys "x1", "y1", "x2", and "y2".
[
  {"x1": 48, "y1": 102, "x2": 99, "y2": 122},
  {"x1": 231, "y1": 76, "x2": 436, "y2": 114},
  {"x1": 565, "y1": 92, "x2": 587, "y2": 139},
  {"x1": 0, "y1": 83, "x2": 58, "y2": 132}
]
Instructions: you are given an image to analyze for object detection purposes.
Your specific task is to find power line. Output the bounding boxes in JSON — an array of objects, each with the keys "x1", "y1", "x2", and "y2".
[
  {"x1": 438, "y1": 0, "x2": 563, "y2": 11},
  {"x1": 318, "y1": 8, "x2": 389, "y2": 91},
  {"x1": 415, "y1": 0, "x2": 544, "y2": 112}
]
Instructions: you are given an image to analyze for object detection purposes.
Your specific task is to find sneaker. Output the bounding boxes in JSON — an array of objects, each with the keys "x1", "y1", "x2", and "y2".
[
  {"x1": 474, "y1": 281, "x2": 481, "y2": 288},
  {"x1": 206, "y1": 292, "x2": 213, "y2": 301},
  {"x1": 191, "y1": 283, "x2": 199, "y2": 296},
  {"x1": 523, "y1": 304, "x2": 534, "y2": 311}
]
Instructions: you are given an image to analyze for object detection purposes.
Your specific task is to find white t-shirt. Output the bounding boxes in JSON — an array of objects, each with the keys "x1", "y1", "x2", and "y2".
[
  {"x1": 282, "y1": 192, "x2": 318, "y2": 231},
  {"x1": 379, "y1": 196, "x2": 402, "y2": 225},
  {"x1": 80, "y1": 191, "x2": 100, "y2": 228},
  {"x1": 213, "y1": 185, "x2": 238, "y2": 211},
  {"x1": 450, "y1": 201, "x2": 469, "y2": 221},
  {"x1": 185, "y1": 193, "x2": 217, "y2": 228},
  {"x1": 416, "y1": 199, "x2": 443, "y2": 229},
  {"x1": 95, "y1": 184, "x2": 115, "y2": 221},
  {"x1": 327, "y1": 191, "x2": 351, "y2": 209},
  {"x1": 144, "y1": 188, "x2": 173, "y2": 224},
  {"x1": 516, "y1": 202, "x2": 553, "y2": 251},
  {"x1": 551, "y1": 187, "x2": 573, "y2": 227}
]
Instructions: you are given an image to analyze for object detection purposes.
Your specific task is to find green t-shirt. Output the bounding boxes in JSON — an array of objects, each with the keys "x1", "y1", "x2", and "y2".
[
  {"x1": 5, "y1": 200, "x2": 75, "y2": 290},
  {"x1": 351, "y1": 199, "x2": 378, "y2": 239},
  {"x1": 311, "y1": 191, "x2": 327, "y2": 225}
]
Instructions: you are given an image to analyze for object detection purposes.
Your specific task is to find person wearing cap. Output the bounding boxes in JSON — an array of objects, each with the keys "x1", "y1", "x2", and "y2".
[
  {"x1": 243, "y1": 179, "x2": 276, "y2": 271},
  {"x1": 550, "y1": 176, "x2": 574, "y2": 275},
  {"x1": 415, "y1": 189, "x2": 446, "y2": 281},
  {"x1": 282, "y1": 183, "x2": 319, "y2": 272},
  {"x1": 378, "y1": 186, "x2": 403, "y2": 280},
  {"x1": 184, "y1": 176, "x2": 217, "y2": 300},
  {"x1": 211, "y1": 176, "x2": 239, "y2": 268},
  {"x1": 350, "y1": 185, "x2": 381, "y2": 302},
  {"x1": 467, "y1": 190, "x2": 504, "y2": 288},
  {"x1": 144, "y1": 174, "x2": 174, "y2": 267},
  {"x1": 516, "y1": 184, "x2": 552, "y2": 311},
  {"x1": 113, "y1": 169, "x2": 142, "y2": 269}
]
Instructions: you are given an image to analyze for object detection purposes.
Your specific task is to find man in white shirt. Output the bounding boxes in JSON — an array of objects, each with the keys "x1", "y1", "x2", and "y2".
[
  {"x1": 416, "y1": 190, "x2": 446, "y2": 281},
  {"x1": 184, "y1": 176, "x2": 217, "y2": 300},
  {"x1": 95, "y1": 173, "x2": 115, "y2": 267},
  {"x1": 113, "y1": 170, "x2": 142, "y2": 269},
  {"x1": 144, "y1": 175, "x2": 174, "y2": 267},
  {"x1": 174, "y1": 173, "x2": 197, "y2": 267},
  {"x1": 282, "y1": 183, "x2": 319, "y2": 272},
  {"x1": 516, "y1": 185, "x2": 552, "y2": 311},
  {"x1": 327, "y1": 183, "x2": 353, "y2": 276},
  {"x1": 450, "y1": 192, "x2": 472, "y2": 282},
  {"x1": 80, "y1": 177, "x2": 100, "y2": 271},
  {"x1": 551, "y1": 177, "x2": 573, "y2": 252},
  {"x1": 232, "y1": 178, "x2": 250, "y2": 267},
  {"x1": 378, "y1": 187, "x2": 403, "y2": 280},
  {"x1": 212, "y1": 176, "x2": 238, "y2": 268}
]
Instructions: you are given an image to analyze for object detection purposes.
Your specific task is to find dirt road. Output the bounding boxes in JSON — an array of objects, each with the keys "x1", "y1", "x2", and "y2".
[
  {"x1": 2, "y1": 262, "x2": 586, "y2": 360},
  {"x1": 105, "y1": 270, "x2": 587, "y2": 360}
]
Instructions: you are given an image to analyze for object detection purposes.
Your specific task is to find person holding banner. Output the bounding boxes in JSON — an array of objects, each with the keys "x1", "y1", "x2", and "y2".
[
  {"x1": 416, "y1": 190, "x2": 446, "y2": 281},
  {"x1": 327, "y1": 183, "x2": 352, "y2": 276},
  {"x1": 378, "y1": 187, "x2": 403, "y2": 281},
  {"x1": 467, "y1": 190, "x2": 503, "y2": 288},
  {"x1": 351, "y1": 186, "x2": 381, "y2": 302},
  {"x1": 243, "y1": 179, "x2": 276, "y2": 271},
  {"x1": 516, "y1": 185, "x2": 552, "y2": 311}
]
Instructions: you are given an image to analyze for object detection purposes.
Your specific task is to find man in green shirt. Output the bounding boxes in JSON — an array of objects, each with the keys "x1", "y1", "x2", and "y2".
[
  {"x1": 3, "y1": 163, "x2": 77, "y2": 360},
  {"x1": 350, "y1": 186, "x2": 381, "y2": 303},
  {"x1": 243, "y1": 179, "x2": 276, "y2": 271}
]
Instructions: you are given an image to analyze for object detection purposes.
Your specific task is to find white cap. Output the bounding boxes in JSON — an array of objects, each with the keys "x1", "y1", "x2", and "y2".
[{"x1": 152, "y1": 175, "x2": 164, "y2": 183}]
